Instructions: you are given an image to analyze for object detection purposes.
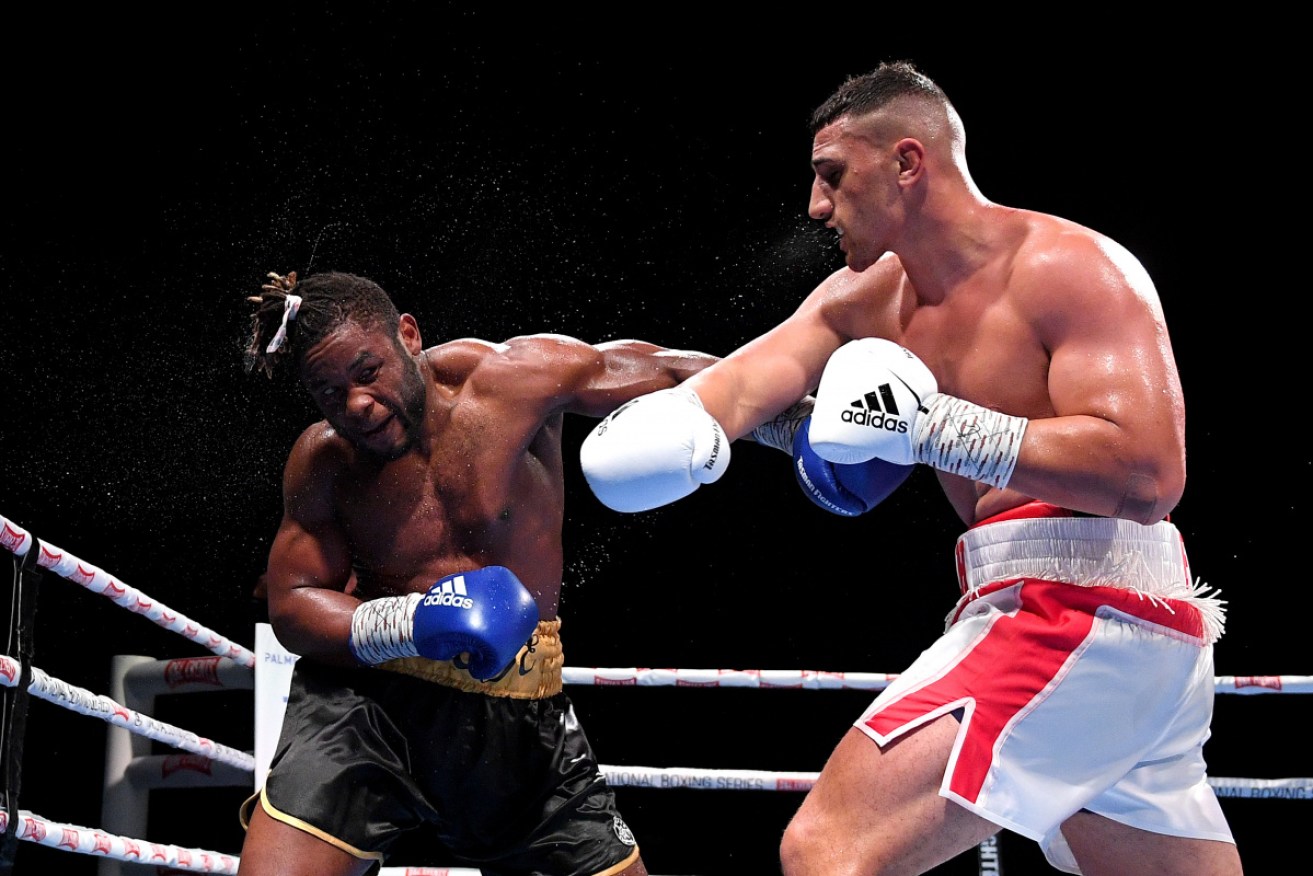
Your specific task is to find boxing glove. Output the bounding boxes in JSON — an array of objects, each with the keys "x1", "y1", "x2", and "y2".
[
  {"x1": 792, "y1": 416, "x2": 914, "y2": 516},
  {"x1": 809, "y1": 338, "x2": 938, "y2": 466},
  {"x1": 810, "y1": 338, "x2": 1028, "y2": 489},
  {"x1": 580, "y1": 386, "x2": 730, "y2": 512},
  {"x1": 349, "y1": 565, "x2": 540, "y2": 681}
]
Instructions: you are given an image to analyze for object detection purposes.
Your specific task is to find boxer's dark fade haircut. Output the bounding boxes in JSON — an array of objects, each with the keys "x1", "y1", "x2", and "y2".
[
  {"x1": 245, "y1": 270, "x2": 402, "y2": 379},
  {"x1": 809, "y1": 60, "x2": 949, "y2": 134}
]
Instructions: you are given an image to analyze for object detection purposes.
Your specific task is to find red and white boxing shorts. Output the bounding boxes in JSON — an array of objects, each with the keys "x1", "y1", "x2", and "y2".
[{"x1": 855, "y1": 503, "x2": 1234, "y2": 874}]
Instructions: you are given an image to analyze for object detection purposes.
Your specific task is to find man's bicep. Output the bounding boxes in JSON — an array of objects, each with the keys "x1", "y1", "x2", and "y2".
[
  {"x1": 266, "y1": 436, "x2": 355, "y2": 599},
  {"x1": 1043, "y1": 274, "x2": 1184, "y2": 433},
  {"x1": 265, "y1": 515, "x2": 352, "y2": 597}
]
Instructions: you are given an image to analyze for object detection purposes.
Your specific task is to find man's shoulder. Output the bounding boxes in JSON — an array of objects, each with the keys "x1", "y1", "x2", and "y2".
[
  {"x1": 287, "y1": 420, "x2": 352, "y2": 477},
  {"x1": 1007, "y1": 211, "x2": 1160, "y2": 323},
  {"x1": 425, "y1": 337, "x2": 506, "y2": 381},
  {"x1": 1014, "y1": 211, "x2": 1128, "y2": 267}
]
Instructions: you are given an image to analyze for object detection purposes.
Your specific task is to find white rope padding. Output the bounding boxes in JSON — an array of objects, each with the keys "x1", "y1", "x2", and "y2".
[
  {"x1": 5, "y1": 507, "x2": 1310, "y2": 875},
  {"x1": 0, "y1": 655, "x2": 254, "y2": 771},
  {"x1": 564, "y1": 667, "x2": 1313, "y2": 694},
  {"x1": 0, "y1": 809, "x2": 238, "y2": 873},
  {"x1": 0, "y1": 512, "x2": 256, "y2": 668},
  {"x1": 5, "y1": 772, "x2": 1305, "y2": 876},
  {"x1": 593, "y1": 765, "x2": 1313, "y2": 798}
]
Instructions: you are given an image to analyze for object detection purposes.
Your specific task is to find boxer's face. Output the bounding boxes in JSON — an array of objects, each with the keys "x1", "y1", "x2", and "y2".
[
  {"x1": 299, "y1": 316, "x2": 428, "y2": 461},
  {"x1": 808, "y1": 114, "x2": 899, "y2": 272}
]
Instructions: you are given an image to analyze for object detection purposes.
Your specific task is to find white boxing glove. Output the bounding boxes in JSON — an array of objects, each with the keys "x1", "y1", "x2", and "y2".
[
  {"x1": 581, "y1": 387, "x2": 731, "y2": 512},
  {"x1": 809, "y1": 338, "x2": 938, "y2": 466},
  {"x1": 810, "y1": 338, "x2": 1029, "y2": 489}
]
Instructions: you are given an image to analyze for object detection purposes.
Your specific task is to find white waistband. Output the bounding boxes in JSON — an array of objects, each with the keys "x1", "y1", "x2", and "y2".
[{"x1": 954, "y1": 515, "x2": 1192, "y2": 597}]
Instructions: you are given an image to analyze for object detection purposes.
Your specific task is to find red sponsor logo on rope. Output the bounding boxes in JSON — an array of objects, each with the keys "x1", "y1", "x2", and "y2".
[
  {"x1": 135, "y1": 597, "x2": 152, "y2": 611},
  {"x1": 0, "y1": 522, "x2": 27, "y2": 552},
  {"x1": 22, "y1": 817, "x2": 44, "y2": 842},
  {"x1": 593, "y1": 676, "x2": 637, "y2": 686},
  {"x1": 176, "y1": 848, "x2": 193, "y2": 866},
  {"x1": 150, "y1": 842, "x2": 169, "y2": 861},
  {"x1": 39, "y1": 545, "x2": 62, "y2": 566},
  {"x1": 162, "y1": 754, "x2": 214, "y2": 778},
  {"x1": 94, "y1": 832, "x2": 113, "y2": 854},
  {"x1": 105, "y1": 579, "x2": 126, "y2": 598},
  {"x1": 777, "y1": 778, "x2": 813, "y2": 792},
  {"x1": 124, "y1": 839, "x2": 143, "y2": 858},
  {"x1": 59, "y1": 828, "x2": 81, "y2": 850},
  {"x1": 1232, "y1": 676, "x2": 1283, "y2": 691},
  {"x1": 208, "y1": 634, "x2": 224, "y2": 648},
  {"x1": 0, "y1": 660, "x2": 15, "y2": 683},
  {"x1": 184, "y1": 624, "x2": 199, "y2": 638},
  {"x1": 75, "y1": 563, "x2": 98, "y2": 585},
  {"x1": 161, "y1": 611, "x2": 177, "y2": 625},
  {"x1": 164, "y1": 657, "x2": 223, "y2": 689},
  {"x1": 113, "y1": 704, "x2": 132, "y2": 722},
  {"x1": 222, "y1": 855, "x2": 237, "y2": 869},
  {"x1": 675, "y1": 679, "x2": 720, "y2": 687}
]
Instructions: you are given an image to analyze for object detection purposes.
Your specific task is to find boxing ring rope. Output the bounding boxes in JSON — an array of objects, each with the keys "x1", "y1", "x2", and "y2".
[
  {"x1": 0, "y1": 655, "x2": 253, "y2": 770},
  {"x1": 3, "y1": 511, "x2": 1311, "y2": 875},
  {"x1": 559, "y1": 666, "x2": 1313, "y2": 694},
  {"x1": 0, "y1": 513, "x2": 255, "y2": 669}
]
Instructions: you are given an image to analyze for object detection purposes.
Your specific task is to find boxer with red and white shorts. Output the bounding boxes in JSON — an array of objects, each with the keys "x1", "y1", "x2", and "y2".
[{"x1": 855, "y1": 502, "x2": 1231, "y2": 874}]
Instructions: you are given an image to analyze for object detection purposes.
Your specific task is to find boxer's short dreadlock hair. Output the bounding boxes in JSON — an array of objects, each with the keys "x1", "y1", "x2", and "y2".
[{"x1": 245, "y1": 270, "x2": 402, "y2": 379}]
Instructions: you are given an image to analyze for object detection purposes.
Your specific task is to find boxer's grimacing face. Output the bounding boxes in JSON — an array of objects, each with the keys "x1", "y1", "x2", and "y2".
[{"x1": 299, "y1": 318, "x2": 428, "y2": 461}]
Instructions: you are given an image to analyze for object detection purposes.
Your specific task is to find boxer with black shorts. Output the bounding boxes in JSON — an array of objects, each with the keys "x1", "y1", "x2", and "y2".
[
  {"x1": 237, "y1": 270, "x2": 717, "y2": 876},
  {"x1": 580, "y1": 62, "x2": 1242, "y2": 875}
]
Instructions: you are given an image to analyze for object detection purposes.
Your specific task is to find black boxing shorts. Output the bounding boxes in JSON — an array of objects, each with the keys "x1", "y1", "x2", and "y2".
[{"x1": 240, "y1": 619, "x2": 640, "y2": 875}]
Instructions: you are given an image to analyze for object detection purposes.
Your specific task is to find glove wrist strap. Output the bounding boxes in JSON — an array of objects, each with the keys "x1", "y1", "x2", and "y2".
[
  {"x1": 912, "y1": 393, "x2": 1028, "y2": 489},
  {"x1": 349, "y1": 593, "x2": 422, "y2": 665},
  {"x1": 750, "y1": 397, "x2": 816, "y2": 455}
]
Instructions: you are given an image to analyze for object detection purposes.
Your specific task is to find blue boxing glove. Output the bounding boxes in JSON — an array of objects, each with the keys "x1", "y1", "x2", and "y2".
[
  {"x1": 793, "y1": 416, "x2": 913, "y2": 516},
  {"x1": 349, "y1": 565, "x2": 540, "y2": 681}
]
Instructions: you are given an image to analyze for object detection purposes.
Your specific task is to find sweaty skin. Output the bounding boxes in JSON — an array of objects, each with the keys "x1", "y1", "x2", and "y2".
[
  {"x1": 265, "y1": 320, "x2": 713, "y2": 666},
  {"x1": 679, "y1": 94, "x2": 1231, "y2": 876},
  {"x1": 241, "y1": 316, "x2": 710, "y2": 876},
  {"x1": 688, "y1": 112, "x2": 1185, "y2": 529}
]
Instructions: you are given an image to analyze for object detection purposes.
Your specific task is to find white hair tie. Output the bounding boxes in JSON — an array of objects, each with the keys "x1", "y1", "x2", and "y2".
[{"x1": 265, "y1": 294, "x2": 302, "y2": 353}]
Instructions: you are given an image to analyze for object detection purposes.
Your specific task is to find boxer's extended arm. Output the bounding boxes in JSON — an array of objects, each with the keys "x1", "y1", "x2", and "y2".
[{"x1": 490, "y1": 334, "x2": 720, "y2": 419}]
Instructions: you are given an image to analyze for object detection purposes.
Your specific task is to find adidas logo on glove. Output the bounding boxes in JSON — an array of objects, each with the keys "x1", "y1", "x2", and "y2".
[
  {"x1": 422, "y1": 575, "x2": 474, "y2": 610},
  {"x1": 840, "y1": 386, "x2": 910, "y2": 434}
]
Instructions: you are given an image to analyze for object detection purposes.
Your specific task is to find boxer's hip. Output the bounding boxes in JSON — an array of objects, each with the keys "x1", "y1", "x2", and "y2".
[{"x1": 951, "y1": 501, "x2": 1225, "y2": 643}]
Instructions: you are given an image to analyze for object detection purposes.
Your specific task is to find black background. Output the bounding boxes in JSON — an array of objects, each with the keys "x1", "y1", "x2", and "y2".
[{"x1": 2, "y1": 10, "x2": 1305, "y2": 875}]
